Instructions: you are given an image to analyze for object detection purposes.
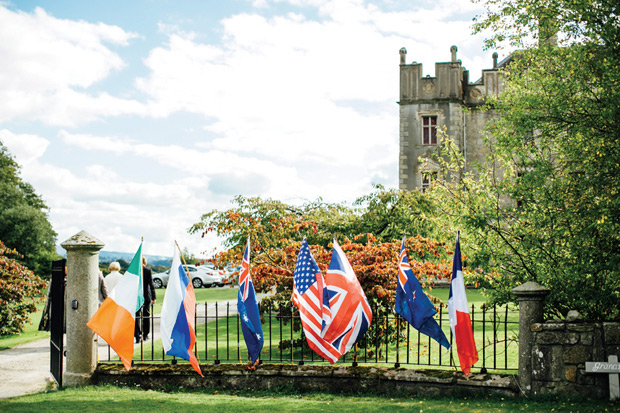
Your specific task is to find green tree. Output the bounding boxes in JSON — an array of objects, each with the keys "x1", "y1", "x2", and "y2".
[
  {"x1": 353, "y1": 185, "x2": 441, "y2": 242},
  {"x1": 428, "y1": 0, "x2": 620, "y2": 319},
  {"x1": 0, "y1": 240, "x2": 47, "y2": 335},
  {"x1": 0, "y1": 143, "x2": 58, "y2": 278}
]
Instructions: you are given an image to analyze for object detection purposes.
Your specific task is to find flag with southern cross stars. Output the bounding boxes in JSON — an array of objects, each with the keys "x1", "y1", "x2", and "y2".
[
  {"x1": 237, "y1": 237, "x2": 263, "y2": 363},
  {"x1": 394, "y1": 237, "x2": 450, "y2": 349}
]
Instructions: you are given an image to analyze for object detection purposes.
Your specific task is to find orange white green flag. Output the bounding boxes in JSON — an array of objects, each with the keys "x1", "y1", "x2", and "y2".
[{"x1": 87, "y1": 242, "x2": 144, "y2": 371}]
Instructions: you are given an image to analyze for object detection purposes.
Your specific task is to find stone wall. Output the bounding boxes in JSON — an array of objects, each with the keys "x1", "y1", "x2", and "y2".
[
  {"x1": 530, "y1": 320, "x2": 620, "y2": 397},
  {"x1": 94, "y1": 364, "x2": 518, "y2": 397}
]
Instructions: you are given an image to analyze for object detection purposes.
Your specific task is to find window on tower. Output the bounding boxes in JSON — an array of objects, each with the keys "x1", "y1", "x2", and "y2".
[
  {"x1": 422, "y1": 116, "x2": 438, "y2": 145},
  {"x1": 421, "y1": 171, "x2": 438, "y2": 192}
]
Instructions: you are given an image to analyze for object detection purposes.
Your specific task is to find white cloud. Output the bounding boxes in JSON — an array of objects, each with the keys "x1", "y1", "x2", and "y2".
[
  {"x1": 5, "y1": 135, "x2": 214, "y2": 256},
  {"x1": 0, "y1": 5, "x2": 145, "y2": 126},
  {"x1": 0, "y1": 129, "x2": 50, "y2": 165}
]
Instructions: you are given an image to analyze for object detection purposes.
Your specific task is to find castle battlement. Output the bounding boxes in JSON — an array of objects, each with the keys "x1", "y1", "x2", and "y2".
[{"x1": 399, "y1": 46, "x2": 505, "y2": 106}]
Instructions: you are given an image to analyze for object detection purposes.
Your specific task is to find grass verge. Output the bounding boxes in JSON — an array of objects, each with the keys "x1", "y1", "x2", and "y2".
[{"x1": 0, "y1": 385, "x2": 616, "y2": 412}]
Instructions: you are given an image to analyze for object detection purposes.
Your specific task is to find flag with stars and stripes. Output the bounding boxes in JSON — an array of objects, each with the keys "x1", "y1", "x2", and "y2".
[
  {"x1": 395, "y1": 237, "x2": 450, "y2": 349},
  {"x1": 293, "y1": 238, "x2": 340, "y2": 364},
  {"x1": 237, "y1": 238, "x2": 263, "y2": 363}
]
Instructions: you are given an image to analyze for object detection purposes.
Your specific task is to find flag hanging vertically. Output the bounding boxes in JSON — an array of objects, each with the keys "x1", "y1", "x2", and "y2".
[
  {"x1": 448, "y1": 232, "x2": 479, "y2": 376},
  {"x1": 322, "y1": 239, "x2": 373, "y2": 356},
  {"x1": 292, "y1": 238, "x2": 340, "y2": 364},
  {"x1": 87, "y1": 242, "x2": 143, "y2": 371},
  {"x1": 160, "y1": 244, "x2": 202, "y2": 376},
  {"x1": 237, "y1": 238, "x2": 263, "y2": 364},
  {"x1": 395, "y1": 238, "x2": 450, "y2": 349}
]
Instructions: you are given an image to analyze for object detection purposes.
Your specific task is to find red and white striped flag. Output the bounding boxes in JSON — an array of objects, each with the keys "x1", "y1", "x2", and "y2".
[
  {"x1": 292, "y1": 238, "x2": 340, "y2": 364},
  {"x1": 448, "y1": 232, "x2": 479, "y2": 376}
]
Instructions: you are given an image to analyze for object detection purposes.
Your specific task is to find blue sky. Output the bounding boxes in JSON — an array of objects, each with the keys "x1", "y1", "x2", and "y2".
[{"x1": 0, "y1": 0, "x2": 504, "y2": 257}]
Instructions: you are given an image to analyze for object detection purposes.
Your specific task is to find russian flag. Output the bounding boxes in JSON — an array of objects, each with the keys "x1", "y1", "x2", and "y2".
[
  {"x1": 160, "y1": 246, "x2": 202, "y2": 376},
  {"x1": 88, "y1": 242, "x2": 143, "y2": 371},
  {"x1": 448, "y1": 232, "x2": 479, "y2": 376}
]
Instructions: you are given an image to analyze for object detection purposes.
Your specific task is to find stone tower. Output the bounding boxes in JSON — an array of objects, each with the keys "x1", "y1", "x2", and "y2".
[{"x1": 398, "y1": 46, "x2": 508, "y2": 190}]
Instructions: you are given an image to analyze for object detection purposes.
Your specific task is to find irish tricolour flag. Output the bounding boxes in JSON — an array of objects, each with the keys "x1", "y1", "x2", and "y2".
[
  {"x1": 87, "y1": 243, "x2": 144, "y2": 371},
  {"x1": 448, "y1": 232, "x2": 479, "y2": 376}
]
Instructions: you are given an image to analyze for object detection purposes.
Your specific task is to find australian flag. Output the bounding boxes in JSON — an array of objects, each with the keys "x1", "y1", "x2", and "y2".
[
  {"x1": 322, "y1": 239, "x2": 373, "y2": 356},
  {"x1": 237, "y1": 238, "x2": 263, "y2": 363},
  {"x1": 395, "y1": 238, "x2": 450, "y2": 349}
]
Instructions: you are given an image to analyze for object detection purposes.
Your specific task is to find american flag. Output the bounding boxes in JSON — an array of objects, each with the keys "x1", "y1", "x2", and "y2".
[
  {"x1": 322, "y1": 239, "x2": 372, "y2": 356},
  {"x1": 292, "y1": 238, "x2": 340, "y2": 364}
]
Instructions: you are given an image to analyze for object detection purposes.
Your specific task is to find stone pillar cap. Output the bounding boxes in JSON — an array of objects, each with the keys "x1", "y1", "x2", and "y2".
[
  {"x1": 512, "y1": 281, "x2": 550, "y2": 298},
  {"x1": 61, "y1": 230, "x2": 105, "y2": 251}
]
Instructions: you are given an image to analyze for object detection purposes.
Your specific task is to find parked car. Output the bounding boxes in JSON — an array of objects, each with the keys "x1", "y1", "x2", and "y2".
[
  {"x1": 152, "y1": 264, "x2": 222, "y2": 289},
  {"x1": 152, "y1": 269, "x2": 170, "y2": 289},
  {"x1": 187, "y1": 265, "x2": 220, "y2": 288},
  {"x1": 221, "y1": 266, "x2": 240, "y2": 286}
]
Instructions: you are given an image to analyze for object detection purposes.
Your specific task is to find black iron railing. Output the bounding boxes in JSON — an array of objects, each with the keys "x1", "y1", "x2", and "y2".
[{"x1": 101, "y1": 301, "x2": 518, "y2": 372}]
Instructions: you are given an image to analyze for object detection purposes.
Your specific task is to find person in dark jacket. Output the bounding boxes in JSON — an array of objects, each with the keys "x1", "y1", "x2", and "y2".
[{"x1": 135, "y1": 256, "x2": 156, "y2": 342}]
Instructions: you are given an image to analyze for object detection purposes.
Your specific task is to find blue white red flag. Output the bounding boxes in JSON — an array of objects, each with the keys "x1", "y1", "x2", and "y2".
[
  {"x1": 237, "y1": 238, "x2": 264, "y2": 364},
  {"x1": 394, "y1": 238, "x2": 450, "y2": 349},
  {"x1": 322, "y1": 239, "x2": 373, "y2": 356},
  {"x1": 292, "y1": 238, "x2": 340, "y2": 364},
  {"x1": 448, "y1": 232, "x2": 479, "y2": 376},
  {"x1": 160, "y1": 245, "x2": 202, "y2": 376}
]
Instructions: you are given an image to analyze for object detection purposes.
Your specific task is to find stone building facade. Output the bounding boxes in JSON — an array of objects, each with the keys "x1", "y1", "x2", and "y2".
[{"x1": 398, "y1": 46, "x2": 509, "y2": 191}]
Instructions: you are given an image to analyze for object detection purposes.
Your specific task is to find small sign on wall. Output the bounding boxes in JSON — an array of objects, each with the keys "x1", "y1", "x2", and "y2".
[{"x1": 585, "y1": 355, "x2": 619, "y2": 400}]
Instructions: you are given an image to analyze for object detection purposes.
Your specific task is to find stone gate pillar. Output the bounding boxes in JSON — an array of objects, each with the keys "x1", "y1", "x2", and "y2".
[
  {"x1": 512, "y1": 281, "x2": 550, "y2": 396},
  {"x1": 61, "y1": 230, "x2": 105, "y2": 386}
]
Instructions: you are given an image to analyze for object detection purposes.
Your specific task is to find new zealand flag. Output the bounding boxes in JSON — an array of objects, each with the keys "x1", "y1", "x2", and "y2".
[{"x1": 395, "y1": 238, "x2": 450, "y2": 349}]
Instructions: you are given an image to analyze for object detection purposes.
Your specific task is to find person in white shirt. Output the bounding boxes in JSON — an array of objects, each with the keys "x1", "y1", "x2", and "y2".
[{"x1": 104, "y1": 262, "x2": 123, "y2": 293}]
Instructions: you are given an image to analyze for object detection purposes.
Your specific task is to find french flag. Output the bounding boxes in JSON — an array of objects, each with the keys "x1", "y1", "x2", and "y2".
[
  {"x1": 448, "y1": 232, "x2": 479, "y2": 376},
  {"x1": 160, "y1": 246, "x2": 202, "y2": 376}
]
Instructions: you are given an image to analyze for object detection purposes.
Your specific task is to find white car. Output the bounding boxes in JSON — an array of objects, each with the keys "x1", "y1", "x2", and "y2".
[
  {"x1": 152, "y1": 264, "x2": 222, "y2": 289},
  {"x1": 152, "y1": 269, "x2": 170, "y2": 289},
  {"x1": 187, "y1": 265, "x2": 221, "y2": 289}
]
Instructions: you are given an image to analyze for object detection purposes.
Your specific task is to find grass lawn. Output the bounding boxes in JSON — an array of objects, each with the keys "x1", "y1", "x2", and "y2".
[
  {"x1": 150, "y1": 285, "x2": 239, "y2": 315},
  {"x1": 0, "y1": 299, "x2": 49, "y2": 350},
  {"x1": 0, "y1": 385, "x2": 616, "y2": 412}
]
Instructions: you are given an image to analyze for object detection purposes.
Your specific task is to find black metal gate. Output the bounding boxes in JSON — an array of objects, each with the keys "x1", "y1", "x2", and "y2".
[{"x1": 50, "y1": 259, "x2": 65, "y2": 387}]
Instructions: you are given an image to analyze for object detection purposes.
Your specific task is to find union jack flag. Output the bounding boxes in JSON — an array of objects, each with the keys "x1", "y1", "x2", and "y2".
[
  {"x1": 322, "y1": 239, "x2": 372, "y2": 356},
  {"x1": 293, "y1": 238, "x2": 340, "y2": 363},
  {"x1": 239, "y1": 240, "x2": 251, "y2": 301}
]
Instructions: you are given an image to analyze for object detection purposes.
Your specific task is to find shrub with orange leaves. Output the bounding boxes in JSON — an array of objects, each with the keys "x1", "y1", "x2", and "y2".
[{"x1": 0, "y1": 240, "x2": 46, "y2": 335}]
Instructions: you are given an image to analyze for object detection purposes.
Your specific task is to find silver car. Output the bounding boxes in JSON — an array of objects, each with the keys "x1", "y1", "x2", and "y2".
[
  {"x1": 152, "y1": 264, "x2": 221, "y2": 289},
  {"x1": 152, "y1": 269, "x2": 170, "y2": 289},
  {"x1": 187, "y1": 265, "x2": 221, "y2": 288}
]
